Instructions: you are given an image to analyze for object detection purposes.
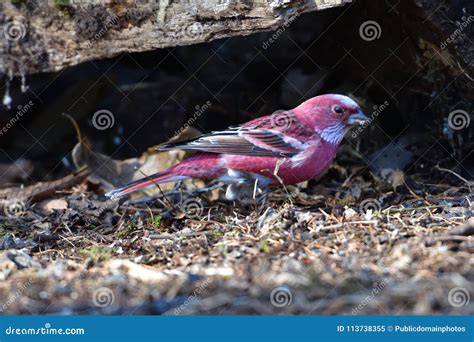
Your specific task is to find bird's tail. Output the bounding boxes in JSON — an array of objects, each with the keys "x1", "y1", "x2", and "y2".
[{"x1": 104, "y1": 171, "x2": 187, "y2": 200}]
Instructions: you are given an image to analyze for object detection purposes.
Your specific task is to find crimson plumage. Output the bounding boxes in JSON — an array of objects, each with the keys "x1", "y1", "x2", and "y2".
[{"x1": 105, "y1": 94, "x2": 368, "y2": 199}]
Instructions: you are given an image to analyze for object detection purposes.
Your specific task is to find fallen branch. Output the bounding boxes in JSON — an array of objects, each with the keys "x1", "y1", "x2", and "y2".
[{"x1": 0, "y1": 167, "x2": 89, "y2": 202}]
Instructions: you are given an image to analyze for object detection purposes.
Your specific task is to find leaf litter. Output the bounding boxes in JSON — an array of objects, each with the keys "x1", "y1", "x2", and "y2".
[{"x1": 0, "y1": 130, "x2": 472, "y2": 315}]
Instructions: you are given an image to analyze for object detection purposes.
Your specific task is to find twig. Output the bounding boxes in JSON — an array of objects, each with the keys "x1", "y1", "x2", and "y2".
[
  {"x1": 273, "y1": 159, "x2": 293, "y2": 205},
  {"x1": 384, "y1": 205, "x2": 444, "y2": 213},
  {"x1": 0, "y1": 168, "x2": 89, "y2": 202},
  {"x1": 425, "y1": 235, "x2": 471, "y2": 246},
  {"x1": 62, "y1": 113, "x2": 83, "y2": 143},
  {"x1": 316, "y1": 220, "x2": 379, "y2": 231},
  {"x1": 435, "y1": 165, "x2": 472, "y2": 191},
  {"x1": 136, "y1": 168, "x2": 174, "y2": 208},
  {"x1": 127, "y1": 183, "x2": 222, "y2": 205}
]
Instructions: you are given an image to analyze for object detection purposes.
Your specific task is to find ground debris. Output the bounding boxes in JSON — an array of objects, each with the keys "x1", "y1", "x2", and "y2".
[{"x1": 0, "y1": 161, "x2": 472, "y2": 315}]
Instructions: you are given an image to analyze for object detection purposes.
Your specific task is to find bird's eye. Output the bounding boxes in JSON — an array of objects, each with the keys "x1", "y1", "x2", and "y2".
[{"x1": 332, "y1": 105, "x2": 344, "y2": 115}]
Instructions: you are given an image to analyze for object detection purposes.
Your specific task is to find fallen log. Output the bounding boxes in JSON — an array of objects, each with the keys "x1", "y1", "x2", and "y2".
[{"x1": 0, "y1": 0, "x2": 351, "y2": 76}]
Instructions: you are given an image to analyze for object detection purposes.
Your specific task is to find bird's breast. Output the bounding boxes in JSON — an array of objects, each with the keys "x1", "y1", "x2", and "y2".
[
  {"x1": 286, "y1": 141, "x2": 339, "y2": 181},
  {"x1": 219, "y1": 140, "x2": 338, "y2": 185}
]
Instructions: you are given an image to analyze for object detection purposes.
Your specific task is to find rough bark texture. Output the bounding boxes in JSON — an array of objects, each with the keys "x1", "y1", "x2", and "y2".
[
  {"x1": 414, "y1": 0, "x2": 474, "y2": 77},
  {"x1": 0, "y1": 0, "x2": 351, "y2": 76}
]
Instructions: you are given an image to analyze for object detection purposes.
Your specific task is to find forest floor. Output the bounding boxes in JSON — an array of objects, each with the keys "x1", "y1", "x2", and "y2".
[
  {"x1": 1, "y1": 0, "x2": 473, "y2": 317},
  {"x1": 0, "y1": 149, "x2": 473, "y2": 316}
]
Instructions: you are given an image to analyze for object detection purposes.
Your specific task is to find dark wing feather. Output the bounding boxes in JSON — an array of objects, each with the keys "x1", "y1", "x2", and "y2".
[{"x1": 158, "y1": 113, "x2": 314, "y2": 157}]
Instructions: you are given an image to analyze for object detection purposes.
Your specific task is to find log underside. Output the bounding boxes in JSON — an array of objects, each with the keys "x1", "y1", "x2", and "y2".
[{"x1": 0, "y1": 0, "x2": 351, "y2": 76}]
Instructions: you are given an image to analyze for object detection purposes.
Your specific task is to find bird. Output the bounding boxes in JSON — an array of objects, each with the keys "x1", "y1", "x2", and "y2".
[{"x1": 105, "y1": 94, "x2": 368, "y2": 200}]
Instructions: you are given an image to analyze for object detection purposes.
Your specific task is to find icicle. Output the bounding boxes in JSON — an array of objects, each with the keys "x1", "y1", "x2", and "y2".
[
  {"x1": 20, "y1": 72, "x2": 29, "y2": 93},
  {"x1": 2, "y1": 78, "x2": 12, "y2": 109}
]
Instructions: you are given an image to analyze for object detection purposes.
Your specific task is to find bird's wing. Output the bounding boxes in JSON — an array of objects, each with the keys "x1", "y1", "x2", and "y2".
[{"x1": 158, "y1": 112, "x2": 315, "y2": 157}]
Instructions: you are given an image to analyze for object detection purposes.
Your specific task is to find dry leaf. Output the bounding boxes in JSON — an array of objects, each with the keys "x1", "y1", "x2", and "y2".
[
  {"x1": 72, "y1": 127, "x2": 202, "y2": 197},
  {"x1": 37, "y1": 198, "x2": 68, "y2": 213}
]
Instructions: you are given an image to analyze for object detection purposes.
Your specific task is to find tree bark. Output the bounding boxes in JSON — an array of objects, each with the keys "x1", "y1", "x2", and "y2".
[{"x1": 0, "y1": 0, "x2": 351, "y2": 76}]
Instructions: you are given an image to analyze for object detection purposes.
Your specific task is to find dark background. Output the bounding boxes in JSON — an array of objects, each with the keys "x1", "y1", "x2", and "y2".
[{"x1": 0, "y1": 0, "x2": 473, "y2": 183}]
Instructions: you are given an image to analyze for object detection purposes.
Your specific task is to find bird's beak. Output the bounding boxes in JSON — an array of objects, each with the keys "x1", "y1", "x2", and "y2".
[{"x1": 347, "y1": 111, "x2": 369, "y2": 126}]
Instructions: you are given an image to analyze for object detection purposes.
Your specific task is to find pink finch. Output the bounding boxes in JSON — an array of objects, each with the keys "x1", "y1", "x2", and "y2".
[{"x1": 105, "y1": 94, "x2": 368, "y2": 199}]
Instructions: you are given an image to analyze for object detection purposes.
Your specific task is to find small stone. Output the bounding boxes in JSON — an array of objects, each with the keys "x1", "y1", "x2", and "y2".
[{"x1": 0, "y1": 235, "x2": 18, "y2": 250}]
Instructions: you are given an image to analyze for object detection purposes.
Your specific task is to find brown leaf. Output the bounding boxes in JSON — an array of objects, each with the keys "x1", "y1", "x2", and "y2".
[
  {"x1": 72, "y1": 127, "x2": 201, "y2": 196},
  {"x1": 37, "y1": 198, "x2": 68, "y2": 213}
]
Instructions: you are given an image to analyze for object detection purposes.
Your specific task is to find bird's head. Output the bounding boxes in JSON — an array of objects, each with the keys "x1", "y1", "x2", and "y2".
[{"x1": 294, "y1": 94, "x2": 369, "y2": 145}]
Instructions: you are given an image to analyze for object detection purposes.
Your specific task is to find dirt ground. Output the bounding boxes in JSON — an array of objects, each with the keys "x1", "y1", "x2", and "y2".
[{"x1": 0, "y1": 151, "x2": 473, "y2": 315}]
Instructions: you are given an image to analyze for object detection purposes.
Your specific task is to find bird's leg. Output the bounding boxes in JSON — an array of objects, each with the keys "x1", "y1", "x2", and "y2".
[
  {"x1": 256, "y1": 187, "x2": 269, "y2": 213},
  {"x1": 251, "y1": 178, "x2": 260, "y2": 212},
  {"x1": 129, "y1": 181, "x2": 221, "y2": 205},
  {"x1": 195, "y1": 180, "x2": 222, "y2": 194},
  {"x1": 272, "y1": 159, "x2": 293, "y2": 205},
  {"x1": 250, "y1": 178, "x2": 264, "y2": 212},
  {"x1": 252, "y1": 178, "x2": 259, "y2": 200}
]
